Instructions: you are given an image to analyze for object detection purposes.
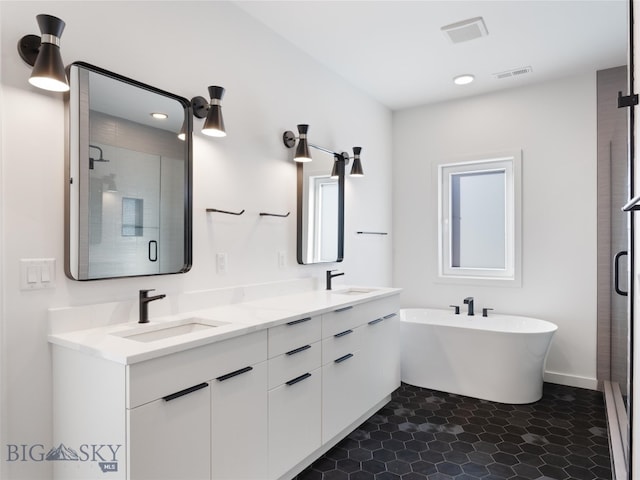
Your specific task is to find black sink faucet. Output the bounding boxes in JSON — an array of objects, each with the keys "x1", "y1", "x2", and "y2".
[
  {"x1": 139, "y1": 289, "x2": 166, "y2": 323},
  {"x1": 326, "y1": 270, "x2": 344, "y2": 290},
  {"x1": 463, "y1": 297, "x2": 475, "y2": 316}
]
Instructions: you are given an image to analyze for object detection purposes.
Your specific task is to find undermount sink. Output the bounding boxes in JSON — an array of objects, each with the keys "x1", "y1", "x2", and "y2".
[
  {"x1": 114, "y1": 318, "x2": 229, "y2": 343},
  {"x1": 332, "y1": 288, "x2": 378, "y2": 296}
]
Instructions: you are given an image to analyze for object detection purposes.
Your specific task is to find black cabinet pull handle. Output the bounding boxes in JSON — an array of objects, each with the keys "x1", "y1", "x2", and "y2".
[
  {"x1": 335, "y1": 353, "x2": 354, "y2": 364},
  {"x1": 383, "y1": 313, "x2": 397, "y2": 319},
  {"x1": 334, "y1": 329, "x2": 353, "y2": 338},
  {"x1": 286, "y1": 372, "x2": 312, "y2": 386},
  {"x1": 216, "y1": 366, "x2": 253, "y2": 382},
  {"x1": 286, "y1": 345, "x2": 311, "y2": 356},
  {"x1": 163, "y1": 382, "x2": 208, "y2": 401},
  {"x1": 334, "y1": 306, "x2": 353, "y2": 313},
  {"x1": 368, "y1": 318, "x2": 384, "y2": 325},
  {"x1": 287, "y1": 317, "x2": 312, "y2": 326}
]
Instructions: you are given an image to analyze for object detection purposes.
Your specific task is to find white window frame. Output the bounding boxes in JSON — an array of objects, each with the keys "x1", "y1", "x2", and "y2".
[{"x1": 438, "y1": 151, "x2": 522, "y2": 286}]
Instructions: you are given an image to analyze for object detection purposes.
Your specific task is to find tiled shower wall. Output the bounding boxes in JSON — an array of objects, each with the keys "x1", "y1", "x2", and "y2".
[
  {"x1": 596, "y1": 65, "x2": 629, "y2": 391},
  {"x1": 85, "y1": 111, "x2": 185, "y2": 278}
]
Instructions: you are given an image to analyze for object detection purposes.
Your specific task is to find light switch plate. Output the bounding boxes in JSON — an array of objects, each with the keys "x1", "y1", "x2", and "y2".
[{"x1": 20, "y1": 258, "x2": 56, "y2": 290}]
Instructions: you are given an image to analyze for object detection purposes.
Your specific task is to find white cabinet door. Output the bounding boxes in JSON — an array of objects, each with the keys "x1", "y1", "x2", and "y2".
[
  {"x1": 128, "y1": 382, "x2": 211, "y2": 480},
  {"x1": 211, "y1": 361, "x2": 268, "y2": 480},
  {"x1": 361, "y1": 313, "x2": 400, "y2": 409},
  {"x1": 268, "y1": 368, "x2": 321, "y2": 480},
  {"x1": 321, "y1": 349, "x2": 365, "y2": 443}
]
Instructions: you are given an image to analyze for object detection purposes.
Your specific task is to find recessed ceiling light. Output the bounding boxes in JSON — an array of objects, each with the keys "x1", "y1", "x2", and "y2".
[
  {"x1": 453, "y1": 74, "x2": 475, "y2": 85},
  {"x1": 150, "y1": 112, "x2": 168, "y2": 120}
]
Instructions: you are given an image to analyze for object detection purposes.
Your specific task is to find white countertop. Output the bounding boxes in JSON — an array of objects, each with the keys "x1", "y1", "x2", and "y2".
[{"x1": 48, "y1": 286, "x2": 401, "y2": 365}]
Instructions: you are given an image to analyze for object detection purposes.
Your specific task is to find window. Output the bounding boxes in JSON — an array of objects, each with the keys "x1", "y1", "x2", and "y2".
[{"x1": 438, "y1": 152, "x2": 521, "y2": 283}]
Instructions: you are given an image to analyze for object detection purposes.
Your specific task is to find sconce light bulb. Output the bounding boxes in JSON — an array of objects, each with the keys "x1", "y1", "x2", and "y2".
[
  {"x1": 29, "y1": 74, "x2": 69, "y2": 92},
  {"x1": 201, "y1": 128, "x2": 226, "y2": 138}
]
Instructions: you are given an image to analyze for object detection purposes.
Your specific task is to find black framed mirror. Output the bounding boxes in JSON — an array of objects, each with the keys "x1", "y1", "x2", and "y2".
[
  {"x1": 65, "y1": 62, "x2": 192, "y2": 280},
  {"x1": 297, "y1": 152, "x2": 345, "y2": 264}
]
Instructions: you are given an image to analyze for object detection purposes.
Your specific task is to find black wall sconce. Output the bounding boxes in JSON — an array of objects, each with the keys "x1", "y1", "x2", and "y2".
[
  {"x1": 283, "y1": 124, "x2": 312, "y2": 162},
  {"x1": 17, "y1": 14, "x2": 69, "y2": 92},
  {"x1": 283, "y1": 124, "x2": 365, "y2": 176},
  {"x1": 191, "y1": 86, "x2": 226, "y2": 137},
  {"x1": 350, "y1": 146, "x2": 364, "y2": 177}
]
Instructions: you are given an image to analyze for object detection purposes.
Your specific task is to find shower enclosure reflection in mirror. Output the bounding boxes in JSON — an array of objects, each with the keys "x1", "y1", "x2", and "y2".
[{"x1": 65, "y1": 62, "x2": 193, "y2": 280}]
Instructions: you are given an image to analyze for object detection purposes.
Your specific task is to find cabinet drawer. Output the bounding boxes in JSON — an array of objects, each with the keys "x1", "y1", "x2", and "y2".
[
  {"x1": 269, "y1": 342, "x2": 321, "y2": 389},
  {"x1": 268, "y1": 315, "x2": 321, "y2": 358},
  {"x1": 127, "y1": 330, "x2": 267, "y2": 408},
  {"x1": 322, "y1": 296, "x2": 399, "y2": 337},
  {"x1": 322, "y1": 326, "x2": 361, "y2": 365}
]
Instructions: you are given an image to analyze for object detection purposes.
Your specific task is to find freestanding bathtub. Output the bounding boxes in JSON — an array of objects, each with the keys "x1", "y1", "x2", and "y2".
[{"x1": 400, "y1": 308, "x2": 557, "y2": 404}]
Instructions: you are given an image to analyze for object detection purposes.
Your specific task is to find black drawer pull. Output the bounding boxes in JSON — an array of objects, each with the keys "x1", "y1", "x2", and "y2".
[
  {"x1": 286, "y1": 344, "x2": 311, "y2": 356},
  {"x1": 334, "y1": 329, "x2": 353, "y2": 338},
  {"x1": 216, "y1": 366, "x2": 253, "y2": 382},
  {"x1": 163, "y1": 382, "x2": 208, "y2": 402},
  {"x1": 286, "y1": 372, "x2": 312, "y2": 386},
  {"x1": 287, "y1": 317, "x2": 312, "y2": 326},
  {"x1": 335, "y1": 353, "x2": 354, "y2": 364},
  {"x1": 368, "y1": 318, "x2": 384, "y2": 325},
  {"x1": 334, "y1": 306, "x2": 353, "y2": 313},
  {"x1": 383, "y1": 313, "x2": 397, "y2": 320}
]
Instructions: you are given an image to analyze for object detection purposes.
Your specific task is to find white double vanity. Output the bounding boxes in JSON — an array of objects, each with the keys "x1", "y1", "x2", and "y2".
[{"x1": 48, "y1": 287, "x2": 400, "y2": 480}]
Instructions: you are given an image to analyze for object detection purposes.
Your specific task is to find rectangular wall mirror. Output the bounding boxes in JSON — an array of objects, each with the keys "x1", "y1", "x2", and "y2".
[
  {"x1": 65, "y1": 62, "x2": 192, "y2": 280},
  {"x1": 438, "y1": 152, "x2": 521, "y2": 283},
  {"x1": 297, "y1": 152, "x2": 344, "y2": 264}
]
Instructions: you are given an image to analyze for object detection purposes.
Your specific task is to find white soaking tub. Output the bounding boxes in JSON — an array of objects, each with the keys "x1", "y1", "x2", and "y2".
[{"x1": 400, "y1": 308, "x2": 557, "y2": 404}]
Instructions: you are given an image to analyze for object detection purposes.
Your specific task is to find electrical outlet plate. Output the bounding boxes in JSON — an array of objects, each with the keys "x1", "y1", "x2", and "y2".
[{"x1": 216, "y1": 253, "x2": 228, "y2": 274}]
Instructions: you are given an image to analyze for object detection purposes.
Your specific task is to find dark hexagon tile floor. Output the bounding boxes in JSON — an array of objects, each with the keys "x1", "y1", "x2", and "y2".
[{"x1": 294, "y1": 383, "x2": 611, "y2": 480}]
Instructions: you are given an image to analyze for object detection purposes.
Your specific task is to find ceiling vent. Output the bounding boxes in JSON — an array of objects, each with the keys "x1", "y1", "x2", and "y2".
[
  {"x1": 441, "y1": 17, "x2": 488, "y2": 44},
  {"x1": 493, "y1": 66, "x2": 533, "y2": 79}
]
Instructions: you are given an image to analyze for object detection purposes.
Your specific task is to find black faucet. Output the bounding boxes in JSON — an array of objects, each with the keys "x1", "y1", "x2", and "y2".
[
  {"x1": 463, "y1": 297, "x2": 474, "y2": 316},
  {"x1": 326, "y1": 270, "x2": 344, "y2": 290},
  {"x1": 139, "y1": 289, "x2": 166, "y2": 323}
]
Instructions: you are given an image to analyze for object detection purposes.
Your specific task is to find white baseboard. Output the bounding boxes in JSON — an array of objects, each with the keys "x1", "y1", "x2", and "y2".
[{"x1": 544, "y1": 371, "x2": 598, "y2": 390}]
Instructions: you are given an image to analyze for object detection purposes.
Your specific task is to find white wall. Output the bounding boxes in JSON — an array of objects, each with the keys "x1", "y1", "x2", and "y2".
[
  {"x1": 393, "y1": 73, "x2": 598, "y2": 389},
  {"x1": 0, "y1": 2, "x2": 393, "y2": 478}
]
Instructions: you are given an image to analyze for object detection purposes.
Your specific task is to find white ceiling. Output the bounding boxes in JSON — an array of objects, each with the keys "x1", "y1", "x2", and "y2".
[{"x1": 235, "y1": 0, "x2": 628, "y2": 110}]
